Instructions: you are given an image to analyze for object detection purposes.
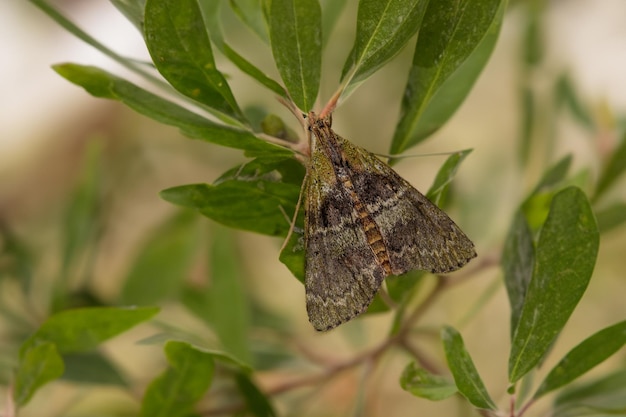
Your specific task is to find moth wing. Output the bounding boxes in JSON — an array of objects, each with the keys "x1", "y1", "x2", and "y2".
[
  {"x1": 339, "y1": 137, "x2": 477, "y2": 275},
  {"x1": 304, "y1": 161, "x2": 386, "y2": 331}
]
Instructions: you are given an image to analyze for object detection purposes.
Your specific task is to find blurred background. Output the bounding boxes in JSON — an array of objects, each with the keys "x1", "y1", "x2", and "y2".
[{"x1": 2, "y1": 1, "x2": 626, "y2": 416}]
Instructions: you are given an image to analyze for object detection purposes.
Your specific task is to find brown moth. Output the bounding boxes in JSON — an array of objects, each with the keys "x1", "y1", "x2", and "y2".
[{"x1": 303, "y1": 112, "x2": 476, "y2": 331}]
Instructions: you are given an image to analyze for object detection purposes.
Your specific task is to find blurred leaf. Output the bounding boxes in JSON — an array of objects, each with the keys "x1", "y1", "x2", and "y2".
[
  {"x1": 442, "y1": 326, "x2": 496, "y2": 409},
  {"x1": 341, "y1": 0, "x2": 429, "y2": 98},
  {"x1": 121, "y1": 210, "x2": 200, "y2": 305},
  {"x1": 425, "y1": 149, "x2": 472, "y2": 205},
  {"x1": 518, "y1": 86, "x2": 534, "y2": 166},
  {"x1": 235, "y1": 372, "x2": 277, "y2": 417},
  {"x1": 54, "y1": 64, "x2": 290, "y2": 157},
  {"x1": 110, "y1": 0, "x2": 146, "y2": 32},
  {"x1": 390, "y1": 0, "x2": 505, "y2": 154},
  {"x1": 62, "y1": 351, "x2": 127, "y2": 386},
  {"x1": 521, "y1": 0, "x2": 544, "y2": 67},
  {"x1": 534, "y1": 320, "x2": 626, "y2": 399},
  {"x1": 509, "y1": 187, "x2": 599, "y2": 383},
  {"x1": 21, "y1": 306, "x2": 159, "y2": 354},
  {"x1": 269, "y1": 0, "x2": 321, "y2": 111},
  {"x1": 400, "y1": 362, "x2": 457, "y2": 401},
  {"x1": 182, "y1": 226, "x2": 252, "y2": 364},
  {"x1": 144, "y1": 0, "x2": 244, "y2": 121},
  {"x1": 60, "y1": 140, "x2": 103, "y2": 279},
  {"x1": 596, "y1": 202, "x2": 626, "y2": 234},
  {"x1": 554, "y1": 370, "x2": 626, "y2": 416},
  {"x1": 140, "y1": 341, "x2": 214, "y2": 417},
  {"x1": 0, "y1": 223, "x2": 34, "y2": 293},
  {"x1": 502, "y1": 211, "x2": 535, "y2": 339},
  {"x1": 320, "y1": 0, "x2": 348, "y2": 48},
  {"x1": 555, "y1": 73, "x2": 594, "y2": 131},
  {"x1": 161, "y1": 158, "x2": 304, "y2": 237},
  {"x1": 14, "y1": 342, "x2": 64, "y2": 406},
  {"x1": 594, "y1": 132, "x2": 626, "y2": 202},
  {"x1": 200, "y1": 1, "x2": 287, "y2": 98},
  {"x1": 230, "y1": 0, "x2": 270, "y2": 43},
  {"x1": 528, "y1": 154, "x2": 572, "y2": 197}
]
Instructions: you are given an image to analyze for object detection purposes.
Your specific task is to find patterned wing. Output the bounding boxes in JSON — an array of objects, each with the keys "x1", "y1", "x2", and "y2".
[
  {"x1": 304, "y1": 162, "x2": 386, "y2": 331},
  {"x1": 338, "y1": 137, "x2": 477, "y2": 274}
]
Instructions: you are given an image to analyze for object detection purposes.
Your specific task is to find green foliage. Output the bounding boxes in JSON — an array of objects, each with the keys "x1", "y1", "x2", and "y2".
[{"x1": 6, "y1": 0, "x2": 625, "y2": 416}]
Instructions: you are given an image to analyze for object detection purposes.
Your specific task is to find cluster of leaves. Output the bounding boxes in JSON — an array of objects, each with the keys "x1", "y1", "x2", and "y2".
[{"x1": 2, "y1": 0, "x2": 624, "y2": 416}]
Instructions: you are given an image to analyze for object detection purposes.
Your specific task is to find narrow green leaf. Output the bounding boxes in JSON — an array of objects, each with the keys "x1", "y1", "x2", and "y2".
[
  {"x1": 509, "y1": 187, "x2": 599, "y2": 383},
  {"x1": 278, "y1": 204, "x2": 305, "y2": 282},
  {"x1": 390, "y1": 0, "x2": 505, "y2": 153},
  {"x1": 554, "y1": 370, "x2": 626, "y2": 414},
  {"x1": 53, "y1": 64, "x2": 289, "y2": 157},
  {"x1": 501, "y1": 211, "x2": 535, "y2": 339},
  {"x1": 144, "y1": 0, "x2": 244, "y2": 121},
  {"x1": 555, "y1": 73, "x2": 594, "y2": 131},
  {"x1": 320, "y1": 0, "x2": 348, "y2": 48},
  {"x1": 60, "y1": 140, "x2": 103, "y2": 278},
  {"x1": 534, "y1": 320, "x2": 626, "y2": 399},
  {"x1": 441, "y1": 326, "x2": 496, "y2": 410},
  {"x1": 14, "y1": 342, "x2": 64, "y2": 406},
  {"x1": 200, "y1": 1, "x2": 287, "y2": 98},
  {"x1": 21, "y1": 306, "x2": 159, "y2": 354},
  {"x1": 341, "y1": 0, "x2": 429, "y2": 97},
  {"x1": 121, "y1": 210, "x2": 200, "y2": 305},
  {"x1": 235, "y1": 372, "x2": 277, "y2": 417},
  {"x1": 230, "y1": 0, "x2": 270, "y2": 43},
  {"x1": 528, "y1": 154, "x2": 572, "y2": 197},
  {"x1": 62, "y1": 351, "x2": 127, "y2": 386},
  {"x1": 269, "y1": 0, "x2": 321, "y2": 111},
  {"x1": 518, "y1": 86, "x2": 534, "y2": 167},
  {"x1": 140, "y1": 341, "x2": 214, "y2": 417},
  {"x1": 521, "y1": 0, "x2": 544, "y2": 68},
  {"x1": 425, "y1": 149, "x2": 472, "y2": 204},
  {"x1": 596, "y1": 202, "x2": 626, "y2": 234},
  {"x1": 110, "y1": 0, "x2": 146, "y2": 32},
  {"x1": 161, "y1": 158, "x2": 304, "y2": 237},
  {"x1": 594, "y1": 132, "x2": 626, "y2": 202},
  {"x1": 183, "y1": 226, "x2": 252, "y2": 364},
  {"x1": 400, "y1": 362, "x2": 457, "y2": 401}
]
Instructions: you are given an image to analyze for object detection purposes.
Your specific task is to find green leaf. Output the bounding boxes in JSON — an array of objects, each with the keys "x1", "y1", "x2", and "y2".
[
  {"x1": 200, "y1": 1, "x2": 287, "y2": 98},
  {"x1": 441, "y1": 326, "x2": 496, "y2": 410},
  {"x1": 21, "y1": 306, "x2": 159, "y2": 354},
  {"x1": 59, "y1": 140, "x2": 103, "y2": 280},
  {"x1": 528, "y1": 154, "x2": 572, "y2": 197},
  {"x1": 269, "y1": 0, "x2": 321, "y2": 111},
  {"x1": 425, "y1": 149, "x2": 472, "y2": 204},
  {"x1": 110, "y1": 0, "x2": 146, "y2": 32},
  {"x1": 555, "y1": 73, "x2": 594, "y2": 131},
  {"x1": 62, "y1": 351, "x2": 127, "y2": 386},
  {"x1": 235, "y1": 372, "x2": 277, "y2": 417},
  {"x1": 14, "y1": 342, "x2": 64, "y2": 406},
  {"x1": 230, "y1": 0, "x2": 270, "y2": 43},
  {"x1": 182, "y1": 226, "x2": 252, "y2": 364},
  {"x1": 596, "y1": 202, "x2": 626, "y2": 234},
  {"x1": 390, "y1": 0, "x2": 505, "y2": 153},
  {"x1": 54, "y1": 64, "x2": 289, "y2": 157},
  {"x1": 594, "y1": 132, "x2": 626, "y2": 202},
  {"x1": 400, "y1": 362, "x2": 457, "y2": 401},
  {"x1": 144, "y1": 0, "x2": 244, "y2": 121},
  {"x1": 320, "y1": 0, "x2": 348, "y2": 48},
  {"x1": 0, "y1": 223, "x2": 34, "y2": 293},
  {"x1": 161, "y1": 158, "x2": 304, "y2": 236},
  {"x1": 121, "y1": 210, "x2": 200, "y2": 305},
  {"x1": 554, "y1": 370, "x2": 626, "y2": 415},
  {"x1": 509, "y1": 187, "x2": 599, "y2": 383},
  {"x1": 341, "y1": 0, "x2": 429, "y2": 98},
  {"x1": 518, "y1": 86, "x2": 534, "y2": 167},
  {"x1": 501, "y1": 211, "x2": 535, "y2": 339},
  {"x1": 534, "y1": 320, "x2": 626, "y2": 399},
  {"x1": 278, "y1": 205, "x2": 305, "y2": 282},
  {"x1": 140, "y1": 341, "x2": 214, "y2": 417}
]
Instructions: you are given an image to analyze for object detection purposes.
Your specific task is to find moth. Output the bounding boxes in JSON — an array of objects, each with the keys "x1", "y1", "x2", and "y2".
[{"x1": 303, "y1": 112, "x2": 476, "y2": 331}]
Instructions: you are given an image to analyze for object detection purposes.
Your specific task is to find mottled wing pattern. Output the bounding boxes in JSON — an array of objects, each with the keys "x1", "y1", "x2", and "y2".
[
  {"x1": 337, "y1": 135, "x2": 477, "y2": 274},
  {"x1": 304, "y1": 153, "x2": 386, "y2": 331}
]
